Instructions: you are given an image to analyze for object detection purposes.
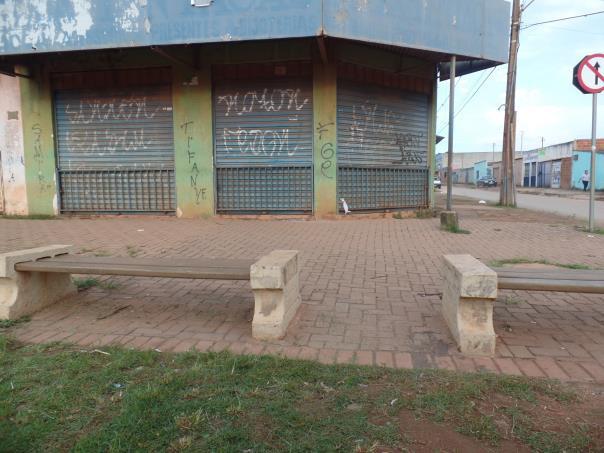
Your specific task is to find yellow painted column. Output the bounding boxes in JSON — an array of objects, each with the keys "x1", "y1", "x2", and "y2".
[
  {"x1": 313, "y1": 62, "x2": 338, "y2": 218},
  {"x1": 172, "y1": 65, "x2": 215, "y2": 218},
  {"x1": 21, "y1": 67, "x2": 58, "y2": 215}
]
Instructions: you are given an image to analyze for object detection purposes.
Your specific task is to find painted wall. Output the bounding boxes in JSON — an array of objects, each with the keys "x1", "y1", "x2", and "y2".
[
  {"x1": 0, "y1": 74, "x2": 28, "y2": 214},
  {"x1": 571, "y1": 151, "x2": 604, "y2": 190},
  {"x1": 474, "y1": 160, "x2": 488, "y2": 182},
  {"x1": 0, "y1": 0, "x2": 510, "y2": 64},
  {"x1": 313, "y1": 62, "x2": 337, "y2": 217},
  {"x1": 20, "y1": 68, "x2": 58, "y2": 215},
  {"x1": 173, "y1": 66, "x2": 214, "y2": 218}
]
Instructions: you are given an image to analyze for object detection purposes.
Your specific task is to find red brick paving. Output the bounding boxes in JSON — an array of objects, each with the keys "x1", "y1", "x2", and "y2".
[{"x1": 1, "y1": 210, "x2": 604, "y2": 382}]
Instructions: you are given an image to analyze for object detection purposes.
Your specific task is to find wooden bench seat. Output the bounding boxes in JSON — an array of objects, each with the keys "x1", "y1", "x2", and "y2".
[
  {"x1": 1, "y1": 245, "x2": 302, "y2": 341},
  {"x1": 15, "y1": 255, "x2": 255, "y2": 281},
  {"x1": 493, "y1": 267, "x2": 604, "y2": 294}
]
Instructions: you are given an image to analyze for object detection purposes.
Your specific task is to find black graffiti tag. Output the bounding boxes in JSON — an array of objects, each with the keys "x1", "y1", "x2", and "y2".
[{"x1": 181, "y1": 121, "x2": 206, "y2": 204}]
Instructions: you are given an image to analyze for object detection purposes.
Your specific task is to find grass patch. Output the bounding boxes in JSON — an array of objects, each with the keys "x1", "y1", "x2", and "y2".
[
  {"x1": 576, "y1": 226, "x2": 604, "y2": 235},
  {"x1": 72, "y1": 278, "x2": 119, "y2": 291},
  {"x1": 126, "y1": 245, "x2": 141, "y2": 257},
  {"x1": 0, "y1": 338, "x2": 598, "y2": 452},
  {"x1": 492, "y1": 202, "x2": 518, "y2": 209},
  {"x1": 79, "y1": 248, "x2": 112, "y2": 257},
  {"x1": 442, "y1": 224, "x2": 471, "y2": 234},
  {"x1": 503, "y1": 295, "x2": 523, "y2": 306},
  {"x1": 0, "y1": 316, "x2": 30, "y2": 329},
  {"x1": 415, "y1": 208, "x2": 438, "y2": 219},
  {"x1": 489, "y1": 258, "x2": 591, "y2": 270},
  {"x1": 0, "y1": 214, "x2": 56, "y2": 220}
]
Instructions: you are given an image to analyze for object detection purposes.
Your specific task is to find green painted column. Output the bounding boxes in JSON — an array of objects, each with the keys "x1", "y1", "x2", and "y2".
[
  {"x1": 428, "y1": 75, "x2": 438, "y2": 208},
  {"x1": 21, "y1": 68, "x2": 58, "y2": 215},
  {"x1": 172, "y1": 65, "x2": 215, "y2": 218},
  {"x1": 313, "y1": 62, "x2": 338, "y2": 218}
]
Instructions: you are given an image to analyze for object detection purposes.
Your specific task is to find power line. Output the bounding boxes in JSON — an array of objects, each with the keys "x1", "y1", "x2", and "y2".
[
  {"x1": 436, "y1": 76, "x2": 462, "y2": 113},
  {"x1": 524, "y1": 24, "x2": 604, "y2": 35},
  {"x1": 437, "y1": 71, "x2": 489, "y2": 126},
  {"x1": 521, "y1": 0, "x2": 536, "y2": 12},
  {"x1": 437, "y1": 67, "x2": 497, "y2": 134},
  {"x1": 521, "y1": 10, "x2": 604, "y2": 29}
]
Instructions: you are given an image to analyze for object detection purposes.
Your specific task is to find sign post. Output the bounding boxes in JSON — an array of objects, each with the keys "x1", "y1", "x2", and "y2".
[{"x1": 573, "y1": 53, "x2": 603, "y2": 232}]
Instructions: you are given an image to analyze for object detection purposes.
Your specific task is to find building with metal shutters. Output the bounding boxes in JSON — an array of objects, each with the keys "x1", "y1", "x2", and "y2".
[
  {"x1": 213, "y1": 64, "x2": 314, "y2": 214},
  {"x1": 0, "y1": 0, "x2": 510, "y2": 218},
  {"x1": 52, "y1": 69, "x2": 175, "y2": 213}
]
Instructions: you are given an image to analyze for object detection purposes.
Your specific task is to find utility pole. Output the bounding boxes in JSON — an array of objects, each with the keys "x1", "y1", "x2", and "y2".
[
  {"x1": 446, "y1": 55, "x2": 456, "y2": 212},
  {"x1": 440, "y1": 54, "x2": 460, "y2": 230},
  {"x1": 500, "y1": 0, "x2": 520, "y2": 206}
]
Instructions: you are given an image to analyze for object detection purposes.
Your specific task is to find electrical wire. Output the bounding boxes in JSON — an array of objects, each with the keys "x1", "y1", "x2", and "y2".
[
  {"x1": 521, "y1": 10, "x2": 604, "y2": 29},
  {"x1": 436, "y1": 76, "x2": 462, "y2": 113},
  {"x1": 437, "y1": 67, "x2": 498, "y2": 134},
  {"x1": 521, "y1": 0, "x2": 536, "y2": 12}
]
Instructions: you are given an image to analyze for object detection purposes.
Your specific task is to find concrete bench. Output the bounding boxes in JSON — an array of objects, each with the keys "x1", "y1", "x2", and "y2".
[
  {"x1": 0, "y1": 245, "x2": 301, "y2": 341},
  {"x1": 441, "y1": 255, "x2": 498, "y2": 357},
  {"x1": 442, "y1": 255, "x2": 604, "y2": 357}
]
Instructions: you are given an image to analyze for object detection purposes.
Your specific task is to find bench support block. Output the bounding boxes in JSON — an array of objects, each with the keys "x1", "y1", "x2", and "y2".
[
  {"x1": 251, "y1": 250, "x2": 301, "y2": 340},
  {"x1": 442, "y1": 254, "x2": 497, "y2": 356},
  {"x1": 0, "y1": 245, "x2": 76, "y2": 320}
]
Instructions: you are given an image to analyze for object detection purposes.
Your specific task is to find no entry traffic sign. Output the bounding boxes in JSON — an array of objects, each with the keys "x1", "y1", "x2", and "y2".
[{"x1": 573, "y1": 53, "x2": 604, "y2": 94}]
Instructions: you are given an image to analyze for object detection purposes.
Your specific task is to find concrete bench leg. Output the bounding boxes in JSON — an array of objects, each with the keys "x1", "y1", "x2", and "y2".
[
  {"x1": 442, "y1": 254, "x2": 498, "y2": 356},
  {"x1": 250, "y1": 250, "x2": 301, "y2": 340},
  {"x1": 0, "y1": 245, "x2": 76, "y2": 320}
]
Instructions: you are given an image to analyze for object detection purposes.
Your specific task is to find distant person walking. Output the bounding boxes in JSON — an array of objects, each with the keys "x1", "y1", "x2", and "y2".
[{"x1": 580, "y1": 170, "x2": 590, "y2": 192}]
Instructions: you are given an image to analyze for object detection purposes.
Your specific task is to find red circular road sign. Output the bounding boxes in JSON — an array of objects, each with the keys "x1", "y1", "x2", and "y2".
[{"x1": 573, "y1": 53, "x2": 604, "y2": 94}]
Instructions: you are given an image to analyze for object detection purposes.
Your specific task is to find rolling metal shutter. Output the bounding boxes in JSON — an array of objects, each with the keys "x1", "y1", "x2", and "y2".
[
  {"x1": 213, "y1": 78, "x2": 313, "y2": 213},
  {"x1": 337, "y1": 81, "x2": 430, "y2": 211},
  {"x1": 54, "y1": 84, "x2": 175, "y2": 213}
]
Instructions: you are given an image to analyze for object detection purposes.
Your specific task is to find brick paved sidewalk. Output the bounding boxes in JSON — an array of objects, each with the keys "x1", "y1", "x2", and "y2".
[{"x1": 2, "y1": 208, "x2": 603, "y2": 382}]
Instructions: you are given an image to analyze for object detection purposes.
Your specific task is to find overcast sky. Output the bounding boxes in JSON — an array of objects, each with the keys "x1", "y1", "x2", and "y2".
[{"x1": 435, "y1": 0, "x2": 604, "y2": 155}]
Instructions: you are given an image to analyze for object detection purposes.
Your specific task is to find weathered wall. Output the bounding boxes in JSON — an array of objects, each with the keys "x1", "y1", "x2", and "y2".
[
  {"x1": 173, "y1": 65, "x2": 215, "y2": 218},
  {"x1": 474, "y1": 160, "x2": 488, "y2": 182},
  {"x1": 313, "y1": 62, "x2": 338, "y2": 217},
  {"x1": 20, "y1": 68, "x2": 58, "y2": 215},
  {"x1": 0, "y1": 75, "x2": 28, "y2": 214},
  {"x1": 560, "y1": 157, "x2": 572, "y2": 190},
  {"x1": 0, "y1": 0, "x2": 510, "y2": 65}
]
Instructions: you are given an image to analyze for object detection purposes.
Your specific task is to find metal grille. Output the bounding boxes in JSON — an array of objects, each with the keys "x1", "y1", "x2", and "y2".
[
  {"x1": 54, "y1": 81, "x2": 175, "y2": 213},
  {"x1": 59, "y1": 169, "x2": 175, "y2": 212},
  {"x1": 213, "y1": 77, "x2": 313, "y2": 213},
  {"x1": 338, "y1": 167, "x2": 429, "y2": 211},
  {"x1": 216, "y1": 167, "x2": 312, "y2": 213}
]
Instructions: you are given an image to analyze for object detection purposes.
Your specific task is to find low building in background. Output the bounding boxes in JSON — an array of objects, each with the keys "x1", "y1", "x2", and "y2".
[
  {"x1": 489, "y1": 158, "x2": 523, "y2": 187},
  {"x1": 444, "y1": 152, "x2": 521, "y2": 186},
  {"x1": 521, "y1": 139, "x2": 604, "y2": 190},
  {"x1": 436, "y1": 152, "x2": 502, "y2": 183}
]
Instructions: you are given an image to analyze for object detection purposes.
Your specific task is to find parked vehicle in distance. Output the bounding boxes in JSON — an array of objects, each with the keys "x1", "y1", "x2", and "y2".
[
  {"x1": 477, "y1": 177, "x2": 497, "y2": 187},
  {"x1": 434, "y1": 177, "x2": 442, "y2": 189}
]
